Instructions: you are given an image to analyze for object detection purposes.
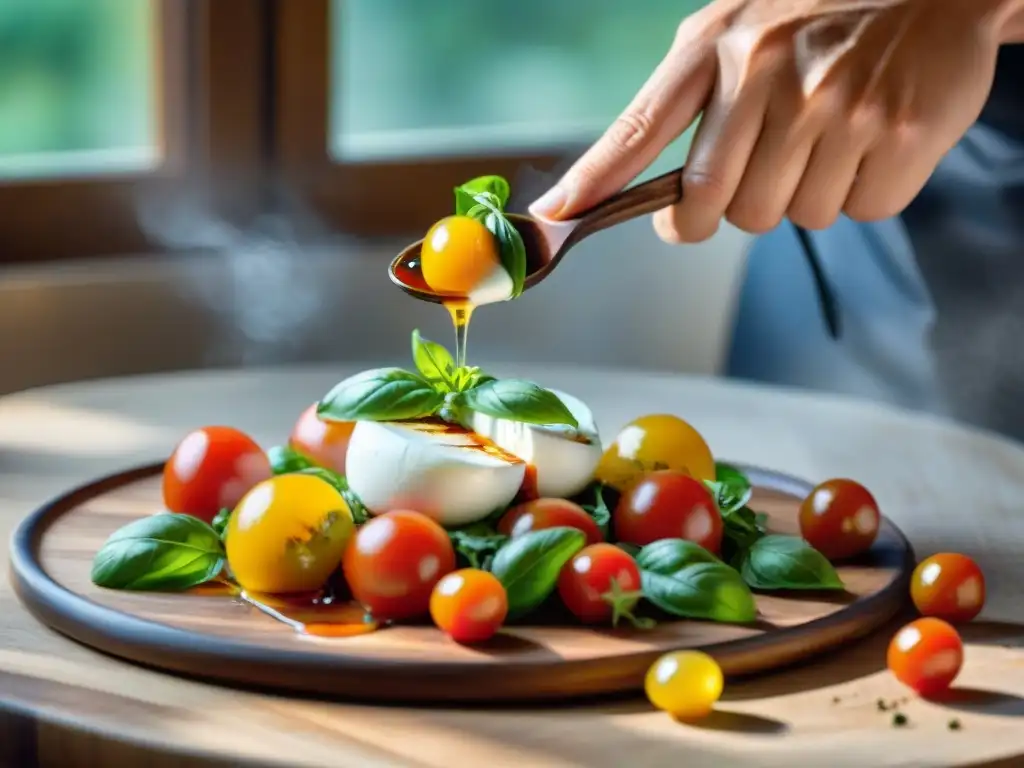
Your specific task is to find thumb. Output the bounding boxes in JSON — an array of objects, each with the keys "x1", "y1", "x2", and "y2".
[{"x1": 530, "y1": 47, "x2": 717, "y2": 221}]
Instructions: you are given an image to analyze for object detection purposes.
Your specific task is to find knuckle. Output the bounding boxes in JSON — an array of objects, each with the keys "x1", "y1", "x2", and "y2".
[
  {"x1": 787, "y1": 199, "x2": 837, "y2": 231},
  {"x1": 682, "y1": 170, "x2": 731, "y2": 208},
  {"x1": 842, "y1": 196, "x2": 898, "y2": 223},
  {"x1": 606, "y1": 110, "x2": 657, "y2": 153}
]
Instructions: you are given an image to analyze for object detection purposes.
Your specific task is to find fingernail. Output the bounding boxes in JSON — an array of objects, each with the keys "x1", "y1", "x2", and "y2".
[{"x1": 529, "y1": 185, "x2": 567, "y2": 219}]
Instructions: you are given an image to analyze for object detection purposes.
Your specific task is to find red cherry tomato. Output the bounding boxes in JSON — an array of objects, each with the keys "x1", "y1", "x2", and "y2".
[
  {"x1": 911, "y1": 553, "x2": 986, "y2": 624},
  {"x1": 342, "y1": 510, "x2": 456, "y2": 621},
  {"x1": 799, "y1": 478, "x2": 880, "y2": 561},
  {"x1": 430, "y1": 568, "x2": 508, "y2": 643},
  {"x1": 887, "y1": 617, "x2": 963, "y2": 697},
  {"x1": 613, "y1": 470, "x2": 723, "y2": 553},
  {"x1": 557, "y1": 543, "x2": 643, "y2": 625},
  {"x1": 498, "y1": 498, "x2": 604, "y2": 545},
  {"x1": 289, "y1": 403, "x2": 355, "y2": 475},
  {"x1": 162, "y1": 426, "x2": 272, "y2": 523}
]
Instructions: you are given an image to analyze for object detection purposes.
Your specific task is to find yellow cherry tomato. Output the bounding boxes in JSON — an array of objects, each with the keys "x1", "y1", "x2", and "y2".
[
  {"x1": 420, "y1": 215, "x2": 502, "y2": 296},
  {"x1": 595, "y1": 414, "x2": 715, "y2": 492},
  {"x1": 645, "y1": 650, "x2": 723, "y2": 720},
  {"x1": 226, "y1": 473, "x2": 354, "y2": 594}
]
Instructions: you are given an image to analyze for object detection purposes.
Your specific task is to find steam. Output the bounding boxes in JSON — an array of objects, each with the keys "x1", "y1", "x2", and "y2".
[{"x1": 135, "y1": 189, "x2": 337, "y2": 366}]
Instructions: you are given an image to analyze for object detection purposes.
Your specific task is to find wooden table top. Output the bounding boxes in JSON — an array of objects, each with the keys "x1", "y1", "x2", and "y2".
[{"x1": 2, "y1": 363, "x2": 1024, "y2": 768}]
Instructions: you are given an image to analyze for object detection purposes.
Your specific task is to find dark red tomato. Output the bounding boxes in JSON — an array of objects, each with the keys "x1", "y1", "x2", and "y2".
[
  {"x1": 613, "y1": 470, "x2": 723, "y2": 554},
  {"x1": 911, "y1": 553, "x2": 986, "y2": 624},
  {"x1": 557, "y1": 543, "x2": 643, "y2": 625},
  {"x1": 498, "y1": 498, "x2": 604, "y2": 545},
  {"x1": 430, "y1": 568, "x2": 508, "y2": 643},
  {"x1": 162, "y1": 426, "x2": 272, "y2": 523},
  {"x1": 342, "y1": 510, "x2": 456, "y2": 621},
  {"x1": 799, "y1": 478, "x2": 880, "y2": 560},
  {"x1": 887, "y1": 617, "x2": 963, "y2": 696}
]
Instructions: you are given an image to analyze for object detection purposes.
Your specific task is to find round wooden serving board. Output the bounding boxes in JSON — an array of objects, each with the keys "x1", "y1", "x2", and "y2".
[{"x1": 9, "y1": 462, "x2": 914, "y2": 704}]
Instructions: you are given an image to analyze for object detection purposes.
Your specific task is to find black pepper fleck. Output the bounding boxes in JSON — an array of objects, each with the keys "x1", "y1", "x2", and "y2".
[
  {"x1": 948, "y1": 719, "x2": 962, "y2": 731},
  {"x1": 876, "y1": 698, "x2": 889, "y2": 711},
  {"x1": 892, "y1": 712, "x2": 908, "y2": 727}
]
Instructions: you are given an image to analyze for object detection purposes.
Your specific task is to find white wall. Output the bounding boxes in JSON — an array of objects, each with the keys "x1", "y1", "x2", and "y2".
[{"x1": 0, "y1": 219, "x2": 752, "y2": 394}]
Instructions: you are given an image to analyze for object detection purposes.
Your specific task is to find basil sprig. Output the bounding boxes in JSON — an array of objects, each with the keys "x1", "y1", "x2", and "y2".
[
  {"x1": 706, "y1": 464, "x2": 845, "y2": 592},
  {"x1": 318, "y1": 330, "x2": 577, "y2": 428},
  {"x1": 490, "y1": 527, "x2": 586, "y2": 619},
  {"x1": 91, "y1": 513, "x2": 226, "y2": 591},
  {"x1": 454, "y1": 175, "x2": 526, "y2": 299}
]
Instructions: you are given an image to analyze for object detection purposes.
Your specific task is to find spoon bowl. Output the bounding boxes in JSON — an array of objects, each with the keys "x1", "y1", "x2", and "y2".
[{"x1": 388, "y1": 168, "x2": 684, "y2": 304}]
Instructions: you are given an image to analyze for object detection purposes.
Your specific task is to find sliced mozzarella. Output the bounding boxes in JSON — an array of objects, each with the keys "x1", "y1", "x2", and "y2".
[
  {"x1": 464, "y1": 388, "x2": 602, "y2": 499},
  {"x1": 345, "y1": 419, "x2": 525, "y2": 527},
  {"x1": 468, "y1": 264, "x2": 514, "y2": 305}
]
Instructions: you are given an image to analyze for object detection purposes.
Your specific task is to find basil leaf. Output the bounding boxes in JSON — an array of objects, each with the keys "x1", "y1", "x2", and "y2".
[
  {"x1": 297, "y1": 467, "x2": 370, "y2": 525},
  {"x1": 640, "y1": 561, "x2": 757, "y2": 623},
  {"x1": 449, "y1": 523, "x2": 509, "y2": 571},
  {"x1": 459, "y1": 379, "x2": 578, "y2": 428},
  {"x1": 318, "y1": 367, "x2": 444, "y2": 422},
  {"x1": 740, "y1": 535, "x2": 844, "y2": 591},
  {"x1": 411, "y1": 329, "x2": 455, "y2": 390},
  {"x1": 708, "y1": 463, "x2": 753, "y2": 514},
  {"x1": 490, "y1": 526, "x2": 586, "y2": 619},
  {"x1": 211, "y1": 508, "x2": 231, "y2": 542},
  {"x1": 267, "y1": 445, "x2": 315, "y2": 475},
  {"x1": 455, "y1": 175, "x2": 510, "y2": 214},
  {"x1": 484, "y1": 210, "x2": 527, "y2": 299},
  {"x1": 571, "y1": 481, "x2": 614, "y2": 539},
  {"x1": 636, "y1": 539, "x2": 722, "y2": 573},
  {"x1": 91, "y1": 513, "x2": 226, "y2": 591}
]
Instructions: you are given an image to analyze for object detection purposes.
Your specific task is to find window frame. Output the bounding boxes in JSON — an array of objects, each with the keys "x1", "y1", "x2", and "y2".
[
  {"x1": 273, "y1": 0, "x2": 575, "y2": 238},
  {"x1": 0, "y1": 0, "x2": 270, "y2": 263}
]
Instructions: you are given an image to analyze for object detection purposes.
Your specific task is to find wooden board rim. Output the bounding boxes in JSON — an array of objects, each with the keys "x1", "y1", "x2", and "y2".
[{"x1": 8, "y1": 462, "x2": 916, "y2": 704}]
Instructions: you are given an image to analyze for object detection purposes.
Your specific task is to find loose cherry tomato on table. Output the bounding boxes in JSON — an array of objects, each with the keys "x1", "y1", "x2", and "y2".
[
  {"x1": 645, "y1": 650, "x2": 724, "y2": 720},
  {"x1": 289, "y1": 403, "x2": 356, "y2": 475},
  {"x1": 887, "y1": 617, "x2": 963, "y2": 696},
  {"x1": 226, "y1": 473, "x2": 355, "y2": 594},
  {"x1": 162, "y1": 426, "x2": 272, "y2": 523},
  {"x1": 613, "y1": 470, "x2": 723, "y2": 553},
  {"x1": 498, "y1": 498, "x2": 604, "y2": 545},
  {"x1": 595, "y1": 413, "x2": 716, "y2": 492},
  {"x1": 911, "y1": 553, "x2": 986, "y2": 623},
  {"x1": 342, "y1": 510, "x2": 456, "y2": 621},
  {"x1": 798, "y1": 478, "x2": 880, "y2": 560},
  {"x1": 557, "y1": 543, "x2": 646, "y2": 626},
  {"x1": 430, "y1": 568, "x2": 508, "y2": 643}
]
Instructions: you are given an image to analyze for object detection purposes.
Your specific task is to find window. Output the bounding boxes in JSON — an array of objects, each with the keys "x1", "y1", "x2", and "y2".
[
  {"x1": 277, "y1": 0, "x2": 708, "y2": 236},
  {"x1": 0, "y1": 1, "x2": 709, "y2": 260},
  {"x1": 0, "y1": 0, "x2": 265, "y2": 262}
]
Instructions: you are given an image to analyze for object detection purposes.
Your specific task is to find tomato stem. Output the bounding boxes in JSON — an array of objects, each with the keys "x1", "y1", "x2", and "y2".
[{"x1": 601, "y1": 577, "x2": 656, "y2": 630}]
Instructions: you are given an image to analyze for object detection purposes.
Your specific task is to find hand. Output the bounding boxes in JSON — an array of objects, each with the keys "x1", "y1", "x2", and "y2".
[{"x1": 530, "y1": 0, "x2": 1024, "y2": 243}]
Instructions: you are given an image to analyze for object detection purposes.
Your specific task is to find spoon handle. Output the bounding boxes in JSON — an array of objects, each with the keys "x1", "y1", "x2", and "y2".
[{"x1": 574, "y1": 167, "x2": 684, "y2": 237}]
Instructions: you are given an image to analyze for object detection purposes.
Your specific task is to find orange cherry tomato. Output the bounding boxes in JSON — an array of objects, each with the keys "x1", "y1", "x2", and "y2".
[
  {"x1": 613, "y1": 470, "x2": 723, "y2": 554},
  {"x1": 420, "y1": 215, "x2": 502, "y2": 297},
  {"x1": 342, "y1": 510, "x2": 456, "y2": 622},
  {"x1": 887, "y1": 617, "x2": 963, "y2": 696},
  {"x1": 289, "y1": 403, "x2": 355, "y2": 475},
  {"x1": 430, "y1": 568, "x2": 508, "y2": 643},
  {"x1": 799, "y1": 478, "x2": 880, "y2": 561},
  {"x1": 911, "y1": 553, "x2": 986, "y2": 624},
  {"x1": 498, "y1": 498, "x2": 604, "y2": 545},
  {"x1": 557, "y1": 543, "x2": 643, "y2": 625},
  {"x1": 162, "y1": 426, "x2": 272, "y2": 523}
]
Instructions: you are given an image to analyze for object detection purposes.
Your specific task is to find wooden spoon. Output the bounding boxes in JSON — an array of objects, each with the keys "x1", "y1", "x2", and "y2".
[{"x1": 388, "y1": 166, "x2": 840, "y2": 337}]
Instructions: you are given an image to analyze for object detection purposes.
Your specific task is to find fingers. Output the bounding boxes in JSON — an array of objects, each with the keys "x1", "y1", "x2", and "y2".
[
  {"x1": 842, "y1": 127, "x2": 949, "y2": 223},
  {"x1": 530, "y1": 25, "x2": 718, "y2": 221},
  {"x1": 788, "y1": 103, "x2": 885, "y2": 230},
  {"x1": 653, "y1": 39, "x2": 776, "y2": 243}
]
